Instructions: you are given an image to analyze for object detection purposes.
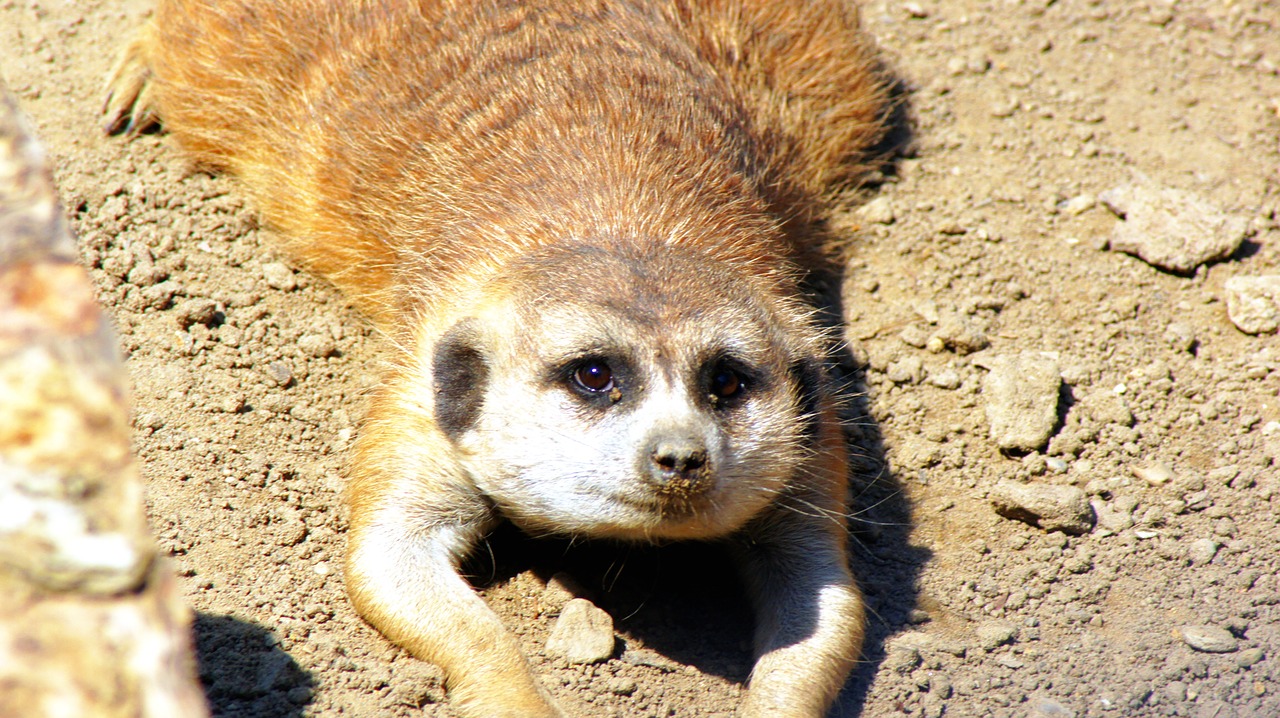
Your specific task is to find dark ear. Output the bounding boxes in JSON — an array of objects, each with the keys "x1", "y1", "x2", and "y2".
[{"x1": 433, "y1": 319, "x2": 489, "y2": 440}]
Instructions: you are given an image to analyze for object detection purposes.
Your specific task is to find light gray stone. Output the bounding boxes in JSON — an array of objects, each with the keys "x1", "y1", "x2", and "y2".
[
  {"x1": 1099, "y1": 182, "x2": 1247, "y2": 273},
  {"x1": 990, "y1": 481, "x2": 1095, "y2": 534},
  {"x1": 1179, "y1": 625, "x2": 1238, "y2": 653},
  {"x1": 262, "y1": 261, "x2": 298, "y2": 291},
  {"x1": 982, "y1": 353, "x2": 1062, "y2": 452},
  {"x1": 1223, "y1": 275, "x2": 1280, "y2": 334},
  {"x1": 546, "y1": 598, "x2": 616, "y2": 664}
]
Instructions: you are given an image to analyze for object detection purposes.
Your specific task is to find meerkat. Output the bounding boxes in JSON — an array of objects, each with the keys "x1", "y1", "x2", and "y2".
[{"x1": 105, "y1": 1, "x2": 889, "y2": 715}]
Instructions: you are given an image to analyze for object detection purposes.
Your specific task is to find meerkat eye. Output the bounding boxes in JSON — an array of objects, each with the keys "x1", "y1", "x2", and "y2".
[
  {"x1": 709, "y1": 363, "x2": 745, "y2": 401},
  {"x1": 573, "y1": 360, "x2": 614, "y2": 393}
]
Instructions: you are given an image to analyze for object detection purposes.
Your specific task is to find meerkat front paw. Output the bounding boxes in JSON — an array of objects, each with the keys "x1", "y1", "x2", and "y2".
[{"x1": 103, "y1": 31, "x2": 160, "y2": 135}]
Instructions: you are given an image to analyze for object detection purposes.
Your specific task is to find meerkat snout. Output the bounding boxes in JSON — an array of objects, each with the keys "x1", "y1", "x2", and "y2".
[{"x1": 645, "y1": 433, "x2": 711, "y2": 494}]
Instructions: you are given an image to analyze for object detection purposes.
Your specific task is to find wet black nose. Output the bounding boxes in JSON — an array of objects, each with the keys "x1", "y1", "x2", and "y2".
[{"x1": 646, "y1": 436, "x2": 710, "y2": 495}]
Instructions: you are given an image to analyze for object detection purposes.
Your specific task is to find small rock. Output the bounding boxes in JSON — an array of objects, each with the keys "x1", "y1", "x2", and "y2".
[
  {"x1": 1027, "y1": 696, "x2": 1077, "y2": 718},
  {"x1": 1187, "y1": 538, "x2": 1219, "y2": 566},
  {"x1": 981, "y1": 353, "x2": 1062, "y2": 452},
  {"x1": 262, "y1": 261, "x2": 298, "y2": 291},
  {"x1": 173, "y1": 298, "x2": 219, "y2": 329},
  {"x1": 1081, "y1": 392, "x2": 1134, "y2": 427},
  {"x1": 990, "y1": 481, "x2": 1095, "y2": 534},
  {"x1": 885, "y1": 645, "x2": 921, "y2": 674},
  {"x1": 1162, "y1": 681, "x2": 1188, "y2": 702},
  {"x1": 1236, "y1": 648, "x2": 1265, "y2": 668},
  {"x1": 607, "y1": 678, "x2": 638, "y2": 696},
  {"x1": 1060, "y1": 193, "x2": 1096, "y2": 216},
  {"x1": 298, "y1": 334, "x2": 337, "y2": 358},
  {"x1": 886, "y1": 356, "x2": 925, "y2": 384},
  {"x1": 903, "y1": 2, "x2": 928, "y2": 19},
  {"x1": 142, "y1": 280, "x2": 182, "y2": 310},
  {"x1": 265, "y1": 362, "x2": 294, "y2": 386},
  {"x1": 976, "y1": 621, "x2": 1017, "y2": 650},
  {"x1": 995, "y1": 654, "x2": 1025, "y2": 669},
  {"x1": 1163, "y1": 321, "x2": 1198, "y2": 352},
  {"x1": 1132, "y1": 462, "x2": 1175, "y2": 486},
  {"x1": 859, "y1": 196, "x2": 896, "y2": 225},
  {"x1": 927, "y1": 367, "x2": 962, "y2": 389},
  {"x1": 931, "y1": 313, "x2": 989, "y2": 354},
  {"x1": 1098, "y1": 182, "x2": 1247, "y2": 273},
  {"x1": 546, "y1": 598, "x2": 615, "y2": 664},
  {"x1": 1179, "y1": 625, "x2": 1238, "y2": 653},
  {"x1": 1091, "y1": 499, "x2": 1134, "y2": 532},
  {"x1": 899, "y1": 324, "x2": 931, "y2": 348},
  {"x1": 1223, "y1": 276, "x2": 1280, "y2": 334}
]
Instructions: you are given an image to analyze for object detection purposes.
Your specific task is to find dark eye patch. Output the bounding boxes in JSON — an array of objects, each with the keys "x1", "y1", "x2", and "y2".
[{"x1": 701, "y1": 354, "x2": 760, "y2": 409}]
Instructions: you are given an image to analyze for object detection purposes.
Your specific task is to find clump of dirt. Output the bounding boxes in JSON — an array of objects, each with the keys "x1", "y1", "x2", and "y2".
[{"x1": 2, "y1": 1, "x2": 1278, "y2": 716}]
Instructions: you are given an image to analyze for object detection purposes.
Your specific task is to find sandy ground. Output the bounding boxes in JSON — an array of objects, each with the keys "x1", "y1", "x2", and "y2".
[{"x1": 3, "y1": 1, "x2": 1279, "y2": 716}]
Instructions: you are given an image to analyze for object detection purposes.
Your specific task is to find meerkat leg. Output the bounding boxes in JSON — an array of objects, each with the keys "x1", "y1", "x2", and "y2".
[
  {"x1": 346, "y1": 513, "x2": 565, "y2": 718},
  {"x1": 102, "y1": 27, "x2": 160, "y2": 135},
  {"x1": 343, "y1": 392, "x2": 565, "y2": 718},
  {"x1": 732, "y1": 515, "x2": 864, "y2": 718}
]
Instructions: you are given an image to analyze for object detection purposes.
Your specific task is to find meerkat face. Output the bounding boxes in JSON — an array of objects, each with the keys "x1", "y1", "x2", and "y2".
[{"x1": 427, "y1": 243, "x2": 824, "y2": 541}]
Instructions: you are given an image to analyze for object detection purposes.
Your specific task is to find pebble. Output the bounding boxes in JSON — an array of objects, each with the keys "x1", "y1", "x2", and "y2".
[
  {"x1": 1081, "y1": 392, "x2": 1134, "y2": 427},
  {"x1": 1223, "y1": 275, "x2": 1280, "y2": 334},
  {"x1": 976, "y1": 621, "x2": 1017, "y2": 650},
  {"x1": 990, "y1": 481, "x2": 1095, "y2": 534},
  {"x1": 981, "y1": 353, "x2": 1062, "y2": 452},
  {"x1": 1090, "y1": 499, "x2": 1134, "y2": 531},
  {"x1": 1098, "y1": 182, "x2": 1247, "y2": 273},
  {"x1": 262, "y1": 261, "x2": 298, "y2": 291},
  {"x1": 1060, "y1": 193, "x2": 1096, "y2": 216},
  {"x1": 173, "y1": 298, "x2": 220, "y2": 329},
  {"x1": 858, "y1": 196, "x2": 896, "y2": 225},
  {"x1": 1163, "y1": 321, "x2": 1198, "y2": 352},
  {"x1": 930, "y1": 313, "x2": 989, "y2": 354},
  {"x1": 1132, "y1": 462, "x2": 1174, "y2": 486},
  {"x1": 1027, "y1": 696, "x2": 1077, "y2": 718},
  {"x1": 885, "y1": 645, "x2": 921, "y2": 674},
  {"x1": 1187, "y1": 538, "x2": 1219, "y2": 566},
  {"x1": 1162, "y1": 681, "x2": 1188, "y2": 702},
  {"x1": 298, "y1": 334, "x2": 338, "y2": 358},
  {"x1": 927, "y1": 367, "x2": 962, "y2": 389},
  {"x1": 545, "y1": 598, "x2": 616, "y2": 664},
  {"x1": 266, "y1": 362, "x2": 294, "y2": 386},
  {"x1": 1236, "y1": 648, "x2": 1265, "y2": 668},
  {"x1": 1179, "y1": 625, "x2": 1238, "y2": 653},
  {"x1": 886, "y1": 356, "x2": 925, "y2": 384}
]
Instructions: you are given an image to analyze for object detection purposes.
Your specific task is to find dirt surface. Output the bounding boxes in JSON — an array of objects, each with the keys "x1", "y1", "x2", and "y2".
[{"x1": 4, "y1": 1, "x2": 1279, "y2": 716}]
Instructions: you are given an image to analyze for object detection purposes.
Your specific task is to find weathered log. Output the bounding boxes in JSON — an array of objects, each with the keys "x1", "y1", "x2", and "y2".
[{"x1": 0, "y1": 84, "x2": 209, "y2": 718}]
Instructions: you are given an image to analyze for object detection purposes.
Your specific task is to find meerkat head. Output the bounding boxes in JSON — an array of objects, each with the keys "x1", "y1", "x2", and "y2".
[{"x1": 426, "y1": 241, "x2": 827, "y2": 542}]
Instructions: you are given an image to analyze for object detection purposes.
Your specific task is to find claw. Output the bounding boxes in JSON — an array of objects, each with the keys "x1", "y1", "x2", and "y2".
[{"x1": 103, "y1": 33, "x2": 159, "y2": 136}]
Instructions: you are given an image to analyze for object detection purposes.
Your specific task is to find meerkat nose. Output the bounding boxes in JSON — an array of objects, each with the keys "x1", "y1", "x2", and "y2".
[{"x1": 645, "y1": 435, "x2": 711, "y2": 494}]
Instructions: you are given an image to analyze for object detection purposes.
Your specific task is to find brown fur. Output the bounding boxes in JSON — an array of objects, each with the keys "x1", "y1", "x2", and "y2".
[{"x1": 107, "y1": 2, "x2": 889, "y2": 716}]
